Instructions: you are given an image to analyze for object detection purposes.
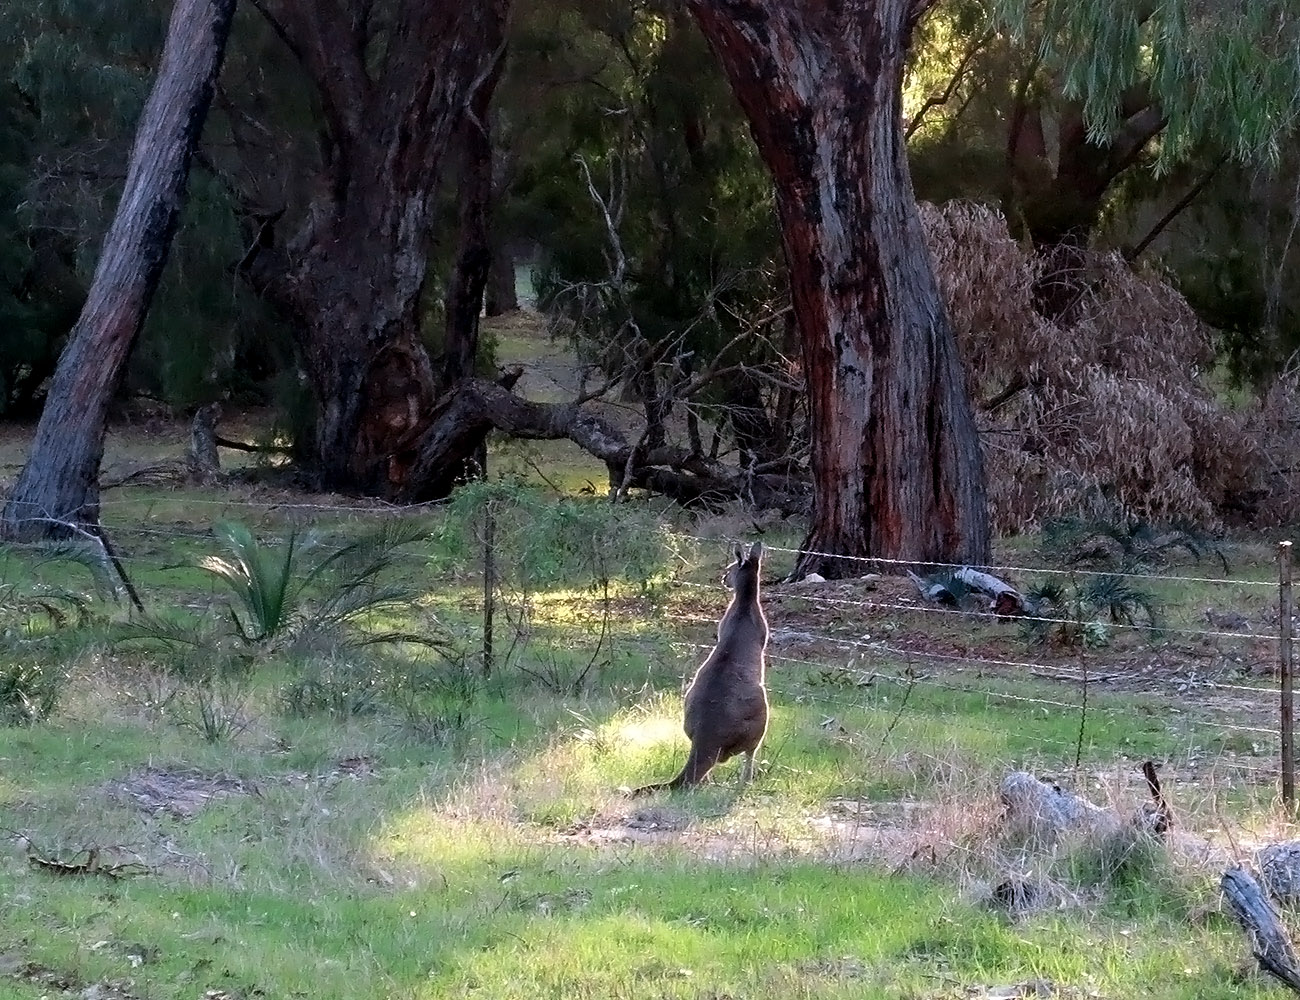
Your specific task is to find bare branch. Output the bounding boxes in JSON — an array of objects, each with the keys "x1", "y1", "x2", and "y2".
[
  {"x1": 905, "y1": 29, "x2": 994, "y2": 141},
  {"x1": 1125, "y1": 156, "x2": 1227, "y2": 262}
]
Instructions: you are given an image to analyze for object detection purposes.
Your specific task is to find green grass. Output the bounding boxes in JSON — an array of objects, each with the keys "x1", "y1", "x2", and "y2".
[{"x1": 0, "y1": 480, "x2": 1292, "y2": 999}]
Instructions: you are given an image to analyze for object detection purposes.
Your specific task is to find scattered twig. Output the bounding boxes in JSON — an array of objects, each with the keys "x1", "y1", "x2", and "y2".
[{"x1": 25, "y1": 843, "x2": 153, "y2": 880}]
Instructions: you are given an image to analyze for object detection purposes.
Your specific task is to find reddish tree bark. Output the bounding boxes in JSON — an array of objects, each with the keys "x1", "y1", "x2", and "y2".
[
  {"x1": 240, "y1": 0, "x2": 507, "y2": 494},
  {"x1": 687, "y1": 0, "x2": 988, "y2": 576},
  {"x1": 1, "y1": 0, "x2": 237, "y2": 539}
]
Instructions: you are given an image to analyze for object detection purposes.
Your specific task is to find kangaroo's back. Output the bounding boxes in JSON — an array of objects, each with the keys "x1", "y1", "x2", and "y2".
[{"x1": 634, "y1": 541, "x2": 770, "y2": 795}]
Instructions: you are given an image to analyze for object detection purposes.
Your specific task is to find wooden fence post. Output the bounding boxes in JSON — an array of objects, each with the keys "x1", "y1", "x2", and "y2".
[
  {"x1": 1281, "y1": 540, "x2": 1294, "y2": 808},
  {"x1": 483, "y1": 503, "x2": 496, "y2": 679}
]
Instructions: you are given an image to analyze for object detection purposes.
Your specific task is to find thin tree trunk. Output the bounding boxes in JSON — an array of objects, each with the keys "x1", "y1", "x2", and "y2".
[
  {"x1": 1, "y1": 0, "x2": 237, "y2": 539},
  {"x1": 688, "y1": 0, "x2": 989, "y2": 576},
  {"x1": 444, "y1": 61, "x2": 503, "y2": 388},
  {"x1": 485, "y1": 244, "x2": 518, "y2": 316}
]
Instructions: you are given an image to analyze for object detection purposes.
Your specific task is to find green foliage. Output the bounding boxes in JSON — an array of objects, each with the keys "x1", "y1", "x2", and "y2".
[
  {"x1": 0, "y1": 0, "x2": 294, "y2": 414},
  {"x1": 174, "y1": 677, "x2": 252, "y2": 743},
  {"x1": 509, "y1": 3, "x2": 784, "y2": 425},
  {"x1": 282, "y1": 656, "x2": 383, "y2": 720},
  {"x1": 119, "y1": 519, "x2": 448, "y2": 685},
  {"x1": 0, "y1": 661, "x2": 60, "y2": 725},
  {"x1": 443, "y1": 480, "x2": 679, "y2": 593},
  {"x1": 200, "y1": 521, "x2": 302, "y2": 643},
  {"x1": 995, "y1": 0, "x2": 1300, "y2": 169},
  {"x1": 436, "y1": 480, "x2": 681, "y2": 689},
  {"x1": 1041, "y1": 515, "x2": 1226, "y2": 573},
  {"x1": 1023, "y1": 574, "x2": 1162, "y2": 648},
  {"x1": 197, "y1": 519, "x2": 435, "y2": 649}
]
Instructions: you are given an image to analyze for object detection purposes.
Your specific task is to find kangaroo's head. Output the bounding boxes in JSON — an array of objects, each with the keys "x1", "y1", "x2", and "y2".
[{"x1": 723, "y1": 541, "x2": 763, "y2": 594}]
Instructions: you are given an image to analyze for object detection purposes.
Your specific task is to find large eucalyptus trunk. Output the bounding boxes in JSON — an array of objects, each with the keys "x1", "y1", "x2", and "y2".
[
  {"x1": 241, "y1": 0, "x2": 506, "y2": 494},
  {"x1": 1, "y1": 0, "x2": 237, "y2": 539},
  {"x1": 688, "y1": 0, "x2": 989, "y2": 576}
]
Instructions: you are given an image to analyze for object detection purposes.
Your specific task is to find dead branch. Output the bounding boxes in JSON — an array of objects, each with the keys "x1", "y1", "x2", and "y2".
[
  {"x1": 1223, "y1": 864, "x2": 1300, "y2": 994},
  {"x1": 26, "y1": 843, "x2": 153, "y2": 880}
]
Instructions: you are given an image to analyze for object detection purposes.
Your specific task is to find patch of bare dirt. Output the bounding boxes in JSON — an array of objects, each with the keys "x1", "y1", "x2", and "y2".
[
  {"x1": 104, "y1": 767, "x2": 260, "y2": 820},
  {"x1": 760, "y1": 571, "x2": 1279, "y2": 731},
  {"x1": 103, "y1": 758, "x2": 384, "y2": 820}
]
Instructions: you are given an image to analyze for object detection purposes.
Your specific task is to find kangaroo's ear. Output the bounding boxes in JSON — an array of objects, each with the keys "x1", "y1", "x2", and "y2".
[
  {"x1": 748, "y1": 541, "x2": 764, "y2": 562},
  {"x1": 733, "y1": 542, "x2": 745, "y2": 564}
]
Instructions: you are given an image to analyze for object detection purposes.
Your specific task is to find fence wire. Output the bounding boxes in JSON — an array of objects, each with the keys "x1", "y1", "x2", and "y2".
[{"x1": 1, "y1": 496, "x2": 1291, "y2": 794}]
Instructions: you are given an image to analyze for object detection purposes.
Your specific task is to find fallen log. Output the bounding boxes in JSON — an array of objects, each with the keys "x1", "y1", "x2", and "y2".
[
  {"x1": 1222, "y1": 864, "x2": 1300, "y2": 993},
  {"x1": 909, "y1": 567, "x2": 1031, "y2": 615}
]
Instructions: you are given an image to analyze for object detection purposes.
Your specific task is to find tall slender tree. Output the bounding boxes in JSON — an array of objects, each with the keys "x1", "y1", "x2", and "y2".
[
  {"x1": 688, "y1": 0, "x2": 990, "y2": 575},
  {"x1": 1, "y1": 0, "x2": 238, "y2": 539}
]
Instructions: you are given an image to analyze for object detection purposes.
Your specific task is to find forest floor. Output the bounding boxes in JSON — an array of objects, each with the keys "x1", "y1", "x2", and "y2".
[{"x1": 1, "y1": 314, "x2": 1298, "y2": 999}]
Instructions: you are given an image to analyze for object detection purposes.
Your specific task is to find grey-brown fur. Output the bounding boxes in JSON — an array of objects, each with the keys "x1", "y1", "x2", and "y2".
[{"x1": 634, "y1": 541, "x2": 769, "y2": 794}]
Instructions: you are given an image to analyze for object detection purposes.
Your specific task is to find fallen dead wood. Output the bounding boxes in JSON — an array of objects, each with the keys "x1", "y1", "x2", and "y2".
[
  {"x1": 1222, "y1": 864, "x2": 1300, "y2": 993},
  {"x1": 400, "y1": 374, "x2": 811, "y2": 511},
  {"x1": 25, "y1": 844, "x2": 152, "y2": 880},
  {"x1": 909, "y1": 567, "x2": 1031, "y2": 615}
]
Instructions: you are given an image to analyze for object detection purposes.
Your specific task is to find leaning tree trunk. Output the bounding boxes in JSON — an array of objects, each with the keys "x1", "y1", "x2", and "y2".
[
  {"x1": 688, "y1": 0, "x2": 989, "y2": 577},
  {"x1": 1, "y1": 0, "x2": 236, "y2": 539}
]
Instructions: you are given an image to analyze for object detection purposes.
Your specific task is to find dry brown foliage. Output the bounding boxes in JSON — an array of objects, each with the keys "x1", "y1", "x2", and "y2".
[
  {"x1": 1246, "y1": 365, "x2": 1300, "y2": 526},
  {"x1": 922, "y1": 201, "x2": 1269, "y2": 533}
]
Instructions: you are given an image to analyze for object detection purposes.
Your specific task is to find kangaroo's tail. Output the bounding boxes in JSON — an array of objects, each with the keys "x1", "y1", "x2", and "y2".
[{"x1": 629, "y1": 743, "x2": 718, "y2": 797}]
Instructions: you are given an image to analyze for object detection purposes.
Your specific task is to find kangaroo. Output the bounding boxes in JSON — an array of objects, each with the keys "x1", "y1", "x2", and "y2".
[{"x1": 634, "y1": 541, "x2": 769, "y2": 795}]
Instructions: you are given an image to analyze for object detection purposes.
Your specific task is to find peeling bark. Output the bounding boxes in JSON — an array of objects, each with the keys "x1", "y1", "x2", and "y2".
[{"x1": 687, "y1": 0, "x2": 988, "y2": 576}]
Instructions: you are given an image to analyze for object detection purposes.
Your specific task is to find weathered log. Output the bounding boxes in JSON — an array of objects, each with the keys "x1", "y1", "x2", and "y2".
[
  {"x1": 999, "y1": 771, "x2": 1120, "y2": 845},
  {"x1": 1259, "y1": 842, "x2": 1300, "y2": 907},
  {"x1": 1222, "y1": 864, "x2": 1300, "y2": 993},
  {"x1": 908, "y1": 567, "x2": 1029, "y2": 615},
  {"x1": 399, "y1": 375, "x2": 811, "y2": 511},
  {"x1": 954, "y1": 568, "x2": 1030, "y2": 615}
]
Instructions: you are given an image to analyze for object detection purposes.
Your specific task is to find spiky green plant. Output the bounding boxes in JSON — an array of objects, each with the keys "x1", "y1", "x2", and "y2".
[
  {"x1": 199, "y1": 521, "x2": 303, "y2": 643},
  {"x1": 1041, "y1": 514, "x2": 1228, "y2": 573},
  {"x1": 195, "y1": 519, "x2": 441, "y2": 650},
  {"x1": 0, "y1": 662, "x2": 61, "y2": 725},
  {"x1": 1023, "y1": 574, "x2": 1162, "y2": 649}
]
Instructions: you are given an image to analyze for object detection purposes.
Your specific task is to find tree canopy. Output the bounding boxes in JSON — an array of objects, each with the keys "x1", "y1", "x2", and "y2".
[{"x1": 4, "y1": 0, "x2": 1300, "y2": 549}]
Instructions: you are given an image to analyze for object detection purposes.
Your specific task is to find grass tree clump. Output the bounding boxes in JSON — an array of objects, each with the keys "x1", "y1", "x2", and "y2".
[
  {"x1": 1040, "y1": 514, "x2": 1228, "y2": 573},
  {"x1": 198, "y1": 519, "x2": 440, "y2": 650},
  {"x1": 1022, "y1": 574, "x2": 1163, "y2": 649}
]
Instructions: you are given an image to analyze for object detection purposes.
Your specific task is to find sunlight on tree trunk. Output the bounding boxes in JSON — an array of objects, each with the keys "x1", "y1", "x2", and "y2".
[
  {"x1": 689, "y1": 0, "x2": 989, "y2": 576},
  {"x1": 1, "y1": 0, "x2": 237, "y2": 540}
]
